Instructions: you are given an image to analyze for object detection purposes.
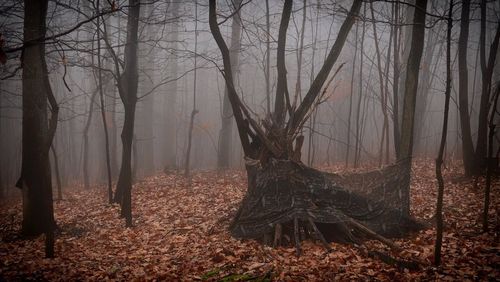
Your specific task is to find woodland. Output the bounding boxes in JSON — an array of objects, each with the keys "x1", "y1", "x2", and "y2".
[{"x1": 0, "y1": 0, "x2": 499, "y2": 280}]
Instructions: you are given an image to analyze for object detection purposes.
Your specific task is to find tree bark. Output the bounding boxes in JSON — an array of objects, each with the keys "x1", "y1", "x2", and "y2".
[
  {"x1": 18, "y1": 0, "x2": 59, "y2": 258},
  {"x1": 96, "y1": 3, "x2": 114, "y2": 203},
  {"x1": 483, "y1": 83, "x2": 500, "y2": 232},
  {"x1": 457, "y1": 0, "x2": 475, "y2": 176},
  {"x1": 164, "y1": 0, "x2": 179, "y2": 170},
  {"x1": 476, "y1": 0, "x2": 500, "y2": 169},
  {"x1": 397, "y1": 0, "x2": 428, "y2": 216},
  {"x1": 273, "y1": 0, "x2": 293, "y2": 128},
  {"x1": 354, "y1": 3, "x2": 366, "y2": 168},
  {"x1": 434, "y1": 0, "x2": 453, "y2": 266},
  {"x1": 392, "y1": 1, "x2": 401, "y2": 159},
  {"x1": 265, "y1": 0, "x2": 271, "y2": 115},
  {"x1": 114, "y1": 0, "x2": 140, "y2": 228},
  {"x1": 184, "y1": 1, "x2": 199, "y2": 178},
  {"x1": 346, "y1": 22, "x2": 359, "y2": 167}
]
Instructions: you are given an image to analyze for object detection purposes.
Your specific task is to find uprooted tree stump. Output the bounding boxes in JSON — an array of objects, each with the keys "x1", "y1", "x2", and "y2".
[{"x1": 230, "y1": 159, "x2": 425, "y2": 256}]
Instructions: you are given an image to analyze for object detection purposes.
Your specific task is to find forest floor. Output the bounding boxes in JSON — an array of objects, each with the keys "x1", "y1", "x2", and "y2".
[{"x1": 0, "y1": 159, "x2": 499, "y2": 281}]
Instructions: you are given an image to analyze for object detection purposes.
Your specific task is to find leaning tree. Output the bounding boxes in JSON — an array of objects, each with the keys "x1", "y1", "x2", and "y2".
[{"x1": 209, "y1": 0, "x2": 423, "y2": 255}]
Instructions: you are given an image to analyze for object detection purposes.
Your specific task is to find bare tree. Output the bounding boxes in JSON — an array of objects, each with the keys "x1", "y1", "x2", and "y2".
[
  {"x1": 397, "y1": 0, "x2": 428, "y2": 216},
  {"x1": 17, "y1": 0, "x2": 59, "y2": 258},
  {"x1": 434, "y1": 0, "x2": 453, "y2": 266},
  {"x1": 112, "y1": 0, "x2": 140, "y2": 227}
]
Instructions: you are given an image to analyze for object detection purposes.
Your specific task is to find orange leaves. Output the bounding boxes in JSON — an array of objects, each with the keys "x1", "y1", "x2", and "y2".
[{"x1": 0, "y1": 160, "x2": 498, "y2": 280}]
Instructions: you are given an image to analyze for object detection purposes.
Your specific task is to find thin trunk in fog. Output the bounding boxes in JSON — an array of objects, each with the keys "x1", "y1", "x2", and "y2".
[
  {"x1": 346, "y1": 22, "x2": 359, "y2": 167},
  {"x1": 292, "y1": 0, "x2": 306, "y2": 110},
  {"x1": 164, "y1": 0, "x2": 179, "y2": 170},
  {"x1": 434, "y1": 1, "x2": 452, "y2": 266},
  {"x1": 218, "y1": 0, "x2": 243, "y2": 169},
  {"x1": 273, "y1": 0, "x2": 292, "y2": 127},
  {"x1": 392, "y1": 1, "x2": 401, "y2": 159},
  {"x1": 50, "y1": 145, "x2": 62, "y2": 201},
  {"x1": 18, "y1": 0, "x2": 58, "y2": 258},
  {"x1": 369, "y1": 2, "x2": 390, "y2": 166},
  {"x1": 82, "y1": 89, "x2": 97, "y2": 190},
  {"x1": 457, "y1": 0, "x2": 475, "y2": 176},
  {"x1": 382, "y1": 20, "x2": 393, "y2": 164},
  {"x1": 476, "y1": 0, "x2": 500, "y2": 169},
  {"x1": 354, "y1": 3, "x2": 366, "y2": 168},
  {"x1": 414, "y1": 21, "x2": 441, "y2": 154},
  {"x1": 398, "y1": 0, "x2": 428, "y2": 217},
  {"x1": 138, "y1": 3, "x2": 155, "y2": 176},
  {"x1": 265, "y1": 0, "x2": 271, "y2": 115},
  {"x1": 184, "y1": 2, "x2": 199, "y2": 178},
  {"x1": 114, "y1": 0, "x2": 140, "y2": 227},
  {"x1": 483, "y1": 84, "x2": 500, "y2": 232},
  {"x1": 96, "y1": 5, "x2": 113, "y2": 204},
  {"x1": 307, "y1": 1, "x2": 320, "y2": 167},
  {"x1": 397, "y1": 0, "x2": 415, "y2": 118},
  {"x1": 110, "y1": 13, "x2": 120, "y2": 178}
]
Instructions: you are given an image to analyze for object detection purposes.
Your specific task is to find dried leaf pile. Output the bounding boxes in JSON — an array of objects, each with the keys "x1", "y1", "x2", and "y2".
[{"x1": 0, "y1": 160, "x2": 498, "y2": 281}]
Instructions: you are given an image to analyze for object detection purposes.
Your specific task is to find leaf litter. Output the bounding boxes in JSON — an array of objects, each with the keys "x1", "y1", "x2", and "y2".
[{"x1": 0, "y1": 159, "x2": 498, "y2": 281}]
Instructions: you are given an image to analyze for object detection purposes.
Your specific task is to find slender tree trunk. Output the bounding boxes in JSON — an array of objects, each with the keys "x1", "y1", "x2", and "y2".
[
  {"x1": 96, "y1": 4, "x2": 114, "y2": 204},
  {"x1": 19, "y1": 0, "x2": 59, "y2": 258},
  {"x1": 292, "y1": 0, "x2": 307, "y2": 110},
  {"x1": 354, "y1": 3, "x2": 366, "y2": 168},
  {"x1": 218, "y1": 0, "x2": 243, "y2": 169},
  {"x1": 265, "y1": 0, "x2": 271, "y2": 115},
  {"x1": 369, "y1": 2, "x2": 390, "y2": 166},
  {"x1": 392, "y1": 1, "x2": 401, "y2": 158},
  {"x1": 457, "y1": 0, "x2": 475, "y2": 176},
  {"x1": 476, "y1": 0, "x2": 500, "y2": 169},
  {"x1": 307, "y1": 1, "x2": 320, "y2": 166},
  {"x1": 50, "y1": 145, "x2": 62, "y2": 201},
  {"x1": 346, "y1": 22, "x2": 359, "y2": 167},
  {"x1": 164, "y1": 0, "x2": 179, "y2": 170},
  {"x1": 398, "y1": 0, "x2": 428, "y2": 216},
  {"x1": 434, "y1": 1, "x2": 453, "y2": 266},
  {"x1": 184, "y1": 1, "x2": 198, "y2": 178},
  {"x1": 273, "y1": 0, "x2": 293, "y2": 127},
  {"x1": 483, "y1": 84, "x2": 500, "y2": 232},
  {"x1": 137, "y1": 3, "x2": 155, "y2": 176},
  {"x1": 83, "y1": 89, "x2": 97, "y2": 190},
  {"x1": 114, "y1": 0, "x2": 140, "y2": 228}
]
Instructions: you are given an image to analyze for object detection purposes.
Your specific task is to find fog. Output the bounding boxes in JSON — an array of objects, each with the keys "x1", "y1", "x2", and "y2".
[{"x1": 0, "y1": 0, "x2": 499, "y2": 194}]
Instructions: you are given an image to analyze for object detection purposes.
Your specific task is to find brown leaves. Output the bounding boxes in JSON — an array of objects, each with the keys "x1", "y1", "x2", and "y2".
[{"x1": 0, "y1": 161, "x2": 499, "y2": 280}]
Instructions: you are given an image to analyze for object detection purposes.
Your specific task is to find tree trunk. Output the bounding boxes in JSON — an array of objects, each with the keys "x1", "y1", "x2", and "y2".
[
  {"x1": 457, "y1": 0, "x2": 475, "y2": 176},
  {"x1": 184, "y1": 1, "x2": 199, "y2": 178},
  {"x1": 397, "y1": 0, "x2": 428, "y2": 216},
  {"x1": 137, "y1": 2, "x2": 155, "y2": 176},
  {"x1": 354, "y1": 3, "x2": 366, "y2": 168},
  {"x1": 164, "y1": 0, "x2": 179, "y2": 170},
  {"x1": 96, "y1": 5, "x2": 114, "y2": 204},
  {"x1": 51, "y1": 145, "x2": 62, "y2": 201},
  {"x1": 434, "y1": 0, "x2": 453, "y2": 266},
  {"x1": 475, "y1": 0, "x2": 500, "y2": 170},
  {"x1": 392, "y1": 1, "x2": 401, "y2": 159},
  {"x1": 483, "y1": 83, "x2": 500, "y2": 232},
  {"x1": 18, "y1": 0, "x2": 59, "y2": 258},
  {"x1": 218, "y1": 0, "x2": 243, "y2": 169},
  {"x1": 369, "y1": 2, "x2": 390, "y2": 166},
  {"x1": 265, "y1": 0, "x2": 271, "y2": 115},
  {"x1": 82, "y1": 89, "x2": 97, "y2": 190},
  {"x1": 346, "y1": 22, "x2": 359, "y2": 167},
  {"x1": 114, "y1": 0, "x2": 140, "y2": 228}
]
